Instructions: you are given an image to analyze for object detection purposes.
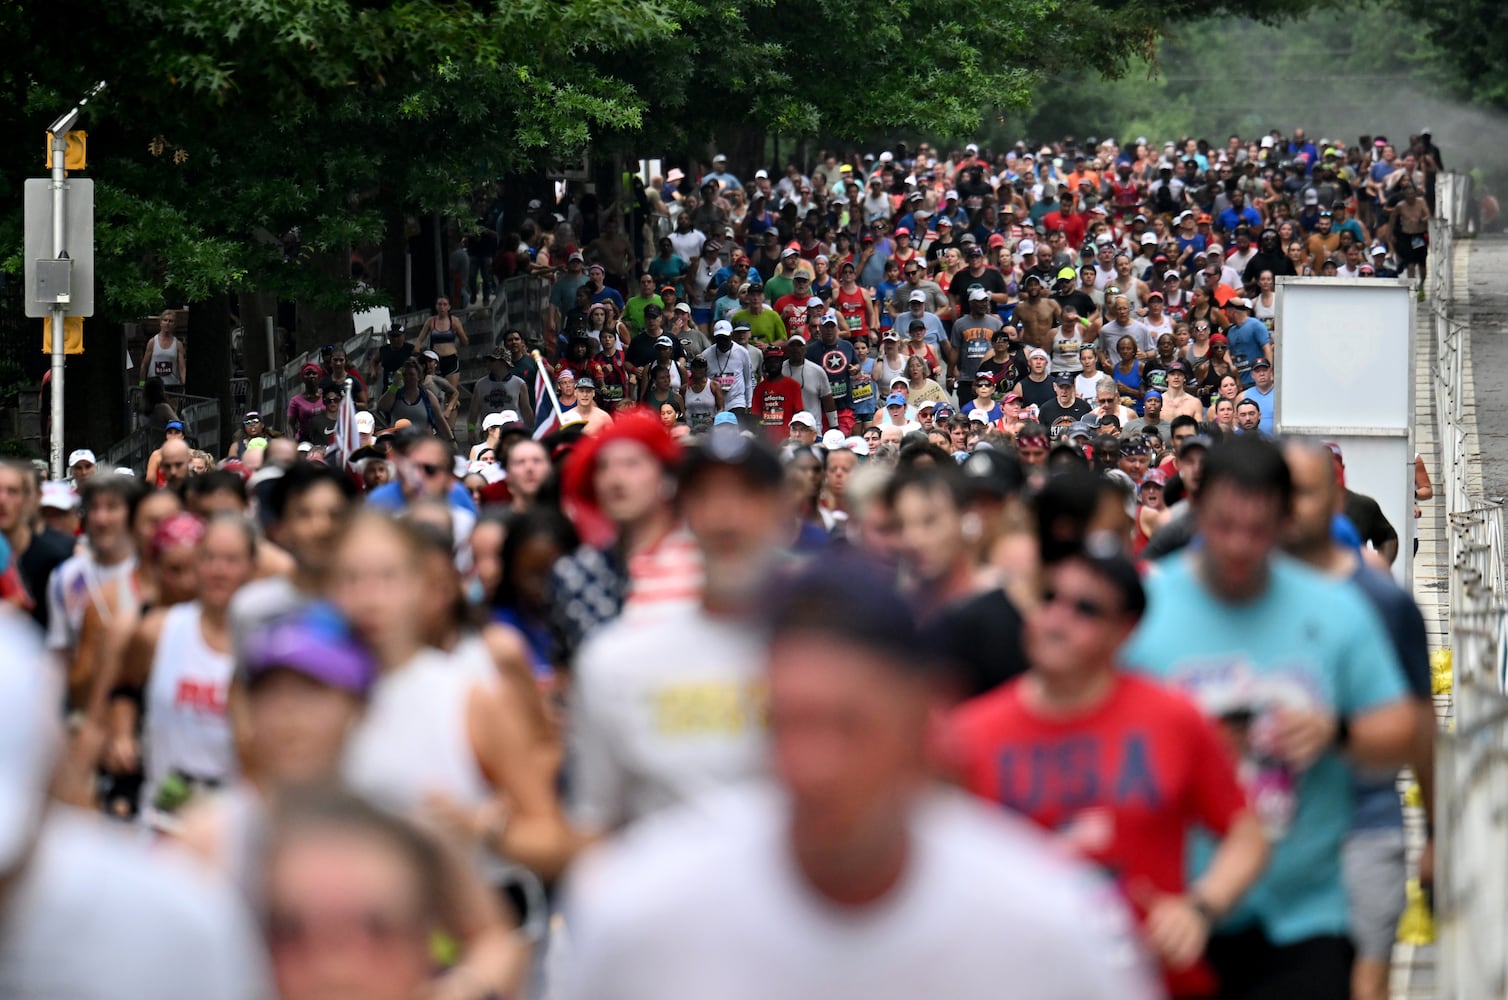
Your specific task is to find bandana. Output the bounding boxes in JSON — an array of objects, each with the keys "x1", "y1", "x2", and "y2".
[
  {"x1": 1016, "y1": 434, "x2": 1049, "y2": 450},
  {"x1": 150, "y1": 512, "x2": 207, "y2": 558}
]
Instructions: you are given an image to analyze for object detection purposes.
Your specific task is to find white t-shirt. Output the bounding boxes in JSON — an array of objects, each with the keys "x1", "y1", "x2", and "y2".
[
  {"x1": 782, "y1": 360, "x2": 834, "y2": 422},
  {"x1": 569, "y1": 605, "x2": 766, "y2": 832},
  {"x1": 0, "y1": 807, "x2": 270, "y2": 1000},
  {"x1": 559, "y1": 785, "x2": 1158, "y2": 1000},
  {"x1": 44, "y1": 552, "x2": 135, "y2": 655},
  {"x1": 702, "y1": 343, "x2": 752, "y2": 410}
]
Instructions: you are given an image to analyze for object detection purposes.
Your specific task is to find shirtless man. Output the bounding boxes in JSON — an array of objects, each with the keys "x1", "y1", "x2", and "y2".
[
  {"x1": 588, "y1": 213, "x2": 637, "y2": 294},
  {"x1": 1389, "y1": 181, "x2": 1432, "y2": 287},
  {"x1": 1158, "y1": 361, "x2": 1206, "y2": 422},
  {"x1": 1013, "y1": 274, "x2": 1061, "y2": 353},
  {"x1": 567, "y1": 377, "x2": 616, "y2": 436}
]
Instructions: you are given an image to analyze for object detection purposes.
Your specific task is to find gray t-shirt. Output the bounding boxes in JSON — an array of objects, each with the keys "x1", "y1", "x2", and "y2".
[
  {"x1": 472, "y1": 373, "x2": 529, "y2": 415},
  {"x1": 1097, "y1": 319, "x2": 1154, "y2": 360}
]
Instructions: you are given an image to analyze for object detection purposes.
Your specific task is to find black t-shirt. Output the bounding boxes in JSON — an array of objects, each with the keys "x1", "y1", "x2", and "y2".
[
  {"x1": 1345, "y1": 489, "x2": 1398, "y2": 550},
  {"x1": 19, "y1": 528, "x2": 75, "y2": 629},
  {"x1": 1052, "y1": 289, "x2": 1098, "y2": 321},
  {"x1": 1037, "y1": 396, "x2": 1092, "y2": 437},
  {"x1": 926, "y1": 588, "x2": 1028, "y2": 701},
  {"x1": 378, "y1": 343, "x2": 415, "y2": 389},
  {"x1": 948, "y1": 267, "x2": 1008, "y2": 312},
  {"x1": 976, "y1": 347, "x2": 1025, "y2": 392}
]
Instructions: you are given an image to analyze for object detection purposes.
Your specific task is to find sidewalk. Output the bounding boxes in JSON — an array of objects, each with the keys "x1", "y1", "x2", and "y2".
[{"x1": 1391, "y1": 240, "x2": 1476, "y2": 999}]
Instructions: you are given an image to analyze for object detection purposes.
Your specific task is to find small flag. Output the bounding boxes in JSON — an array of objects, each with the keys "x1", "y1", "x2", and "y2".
[
  {"x1": 331, "y1": 380, "x2": 361, "y2": 470},
  {"x1": 533, "y1": 359, "x2": 563, "y2": 440}
]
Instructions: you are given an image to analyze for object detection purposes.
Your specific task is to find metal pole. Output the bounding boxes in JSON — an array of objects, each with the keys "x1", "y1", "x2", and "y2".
[
  {"x1": 49, "y1": 131, "x2": 66, "y2": 480},
  {"x1": 265, "y1": 315, "x2": 276, "y2": 373}
]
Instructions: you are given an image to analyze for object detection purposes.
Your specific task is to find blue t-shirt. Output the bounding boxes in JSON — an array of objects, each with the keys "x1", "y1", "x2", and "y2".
[
  {"x1": 1121, "y1": 552, "x2": 1407, "y2": 946},
  {"x1": 1224, "y1": 319, "x2": 1271, "y2": 387},
  {"x1": 1347, "y1": 565, "x2": 1430, "y2": 831},
  {"x1": 590, "y1": 286, "x2": 626, "y2": 310},
  {"x1": 365, "y1": 480, "x2": 478, "y2": 515}
]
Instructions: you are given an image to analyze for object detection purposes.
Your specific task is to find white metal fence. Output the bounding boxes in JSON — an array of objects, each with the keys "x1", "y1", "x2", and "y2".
[{"x1": 1429, "y1": 174, "x2": 1508, "y2": 1000}]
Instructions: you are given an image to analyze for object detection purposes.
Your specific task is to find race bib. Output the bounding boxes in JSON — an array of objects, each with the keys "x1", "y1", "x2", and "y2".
[
  {"x1": 761, "y1": 395, "x2": 784, "y2": 426},
  {"x1": 155, "y1": 359, "x2": 174, "y2": 376}
]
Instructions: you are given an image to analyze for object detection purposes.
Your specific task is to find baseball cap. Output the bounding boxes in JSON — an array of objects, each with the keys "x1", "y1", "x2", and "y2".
[
  {"x1": 1141, "y1": 468, "x2": 1168, "y2": 489},
  {"x1": 1166, "y1": 360, "x2": 1189, "y2": 375},
  {"x1": 966, "y1": 246, "x2": 985, "y2": 258},
  {"x1": 1370, "y1": 244, "x2": 1388, "y2": 256},
  {"x1": 39, "y1": 481, "x2": 77, "y2": 511},
  {"x1": 968, "y1": 409, "x2": 990, "y2": 424},
  {"x1": 821, "y1": 310, "x2": 840, "y2": 326},
  {"x1": 675, "y1": 301, "x2": 692, "y2": 314},
  {"x1": 883, "y1": 330, "x2": 901, "y2": 341},
  {"x1": 968, "y1": 288, "x2": 990, "y2": 302},
  {"x1": 1140, "y1": 232, "x2": 1158, "y2": 246},
  {"x1": 780, "y1": 247, "x2": 799, "y2": 259},
  {"x1": 355, "y1": 411, "x2": 376, "y2": 435},
  {"x1": 713, "y1": 412, "x2": 739, "y2": 427},
  {"x1": 805, "y1": 296, "x2": 824, "y2": 309},
  {"x1": 821, "y1": 429, "x2": 847, "y2": 450},
  {"x1": 1056, "y1": 267, "x2": 1077, "y2": 281},
  {"x1": 1252, "y1": 358, "x2": 1272, "y2": 370},
  {"x1": 886, "y1": 392, "x2": 907, "y2": 407},
  {"x1": 712, "y1": 320, "x2": 733, "y2": 337},
  {"x1": 1226, "y1": 297, "x2": 1252, "y2": 311},
  {"x1": 165, "y1": 420, "x2": 185, "y2": 433},
  {"x1": 0, "y1": 614, "x2": 62, "y2": 871},
  {"x1": 1018, "y1": 239, "x2": 1037, "y2": 254},
  {"x1": 974, "y1": 370, "x2": 996, "y2": 385},
  {"x1": 960, "y1": 448, "x2": 1026, "y2": 498},
  {"x1": 242, "y1": 604, "x2": 378, "y2": 697},
  {"x1": 915, "y1": 400, "x2": 937, "y2": 413},
  {"x1": 1179, "y1": 434, "x2": 1213, "y2": 457},
  {"x1": 1303, "y1": 190, "x2": 1320, "y2": 205},
  {"x1": 568, "y1": 250, "x2": 584, "y2": 262},
  {"x1": 787, "y1": 334, "x2": 807, "y2": 346},
  {"x1": 988, "y1": 233, "x2": 1007, "y2": 248},
  {"x1": 680, "y1": 432, "x2": 783, "y2": 491},
  {"x1": 908, "y1": 289, "x2": 927, "y2": 304},
  {"x1": 1052, "y1": 371, "x2": 1075, "y2": 386},
  {"x1": 68, "y1": 449, "x2": 96, "y2": 467},
  {"x1": 933, "y1": 404, "x2": 955, "y2": 423},
  {"x1": 789, "y1": 411, "x2": 818, "y2": 429},
  {"x1": 895, "y1": 227, "x2": 912, "y2": 237},
  {"x1": 655, "y1": 335, "x2": 675, "y2": 347},
  {"x1": 422, "y1": 349, "x2": 440, "y2": 362},
  {"x1": 936, "y1": 217, "x2": 953, "y2": 227}
]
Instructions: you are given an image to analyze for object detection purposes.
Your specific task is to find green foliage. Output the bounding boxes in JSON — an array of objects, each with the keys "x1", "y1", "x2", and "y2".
[{"x1": 1394, "y1": 0, "x2": 1508, "y2": 111}]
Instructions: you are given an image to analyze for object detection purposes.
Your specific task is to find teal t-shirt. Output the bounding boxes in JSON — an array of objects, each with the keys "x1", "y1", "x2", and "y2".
[{"x1": 1120, "y1": 552, "x2": 1406, "y2": 946}]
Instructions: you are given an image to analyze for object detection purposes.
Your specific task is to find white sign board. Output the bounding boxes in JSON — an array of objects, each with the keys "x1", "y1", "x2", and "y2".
[{"x1": 1274, "y1": 278, "x2": 1415, "y2": 586}]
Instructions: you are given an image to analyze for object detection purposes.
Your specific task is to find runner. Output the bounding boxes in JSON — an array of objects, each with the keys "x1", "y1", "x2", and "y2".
[{"x1": 1122, "y1": 436, "x2": 1418, "y2": 999}]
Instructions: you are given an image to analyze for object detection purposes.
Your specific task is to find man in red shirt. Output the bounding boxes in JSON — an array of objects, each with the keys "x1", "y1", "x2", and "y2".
[
  {"x1": 948, "y1": 545, "x2": 1267, "y2": 998},
  {"x1": 1042, "y1": 190, "x2": 1088, "y2": 250},
  {"x1": 774, "y1": 271, "x2": 817, "y2": 331},
  {"x1": 750, "y1": 348, "x2": 803, "y2": 443}
]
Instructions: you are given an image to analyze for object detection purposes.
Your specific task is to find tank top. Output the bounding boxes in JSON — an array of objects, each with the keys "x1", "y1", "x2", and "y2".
[
  {"x1": 144, "y1": 602, "x2": 236, "y2": 817},
  {"x1": 835, "y1": 285, "x2": 869, "y2": 336},
  {"x1": 427, "y1": 318, "x2": 458, "y2": 346},
  {"x1": 1254, "y1": 293, "x2": 1276, "y2": 331},
  {"x1": 684, "y1": 380, "x2": 718, "y2": 433},
  {"x1": 387, "y1": 386, "x2": 436, "y2": 431},
  {"x1": 148, "y1": 335, "x2": 182, "y2": 385},
  {"x1": 876, "y1": 353, "x2": 907, "y2": 389}
]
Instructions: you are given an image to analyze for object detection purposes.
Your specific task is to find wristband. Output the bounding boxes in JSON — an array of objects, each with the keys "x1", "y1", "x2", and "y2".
[
  {"x1": 1190, "y1": 896, "x2": 1219, "y2": 926},
  {"x1": 1334, "y1": 714, "x2": 1351, "y2": 749}
]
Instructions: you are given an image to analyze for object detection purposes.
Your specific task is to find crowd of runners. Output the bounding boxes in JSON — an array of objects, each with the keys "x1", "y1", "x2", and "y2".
[{"x1": 0, "y1": 127, "x2": 1444, "y2": 1000}]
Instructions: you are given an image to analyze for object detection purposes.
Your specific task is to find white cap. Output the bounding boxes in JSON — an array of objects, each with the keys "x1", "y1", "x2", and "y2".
[
  {"x1": 822, "y1": 310, "x2": 840, "y2": 325},
  {"x1": 712, "y1": 153, "x2": 727, "y2": 162},
  {"x1": 908, "y1": 289, "x2": 927, "y2": 303},
  {"x1": 968, "y1": 288, "x2": 991, "y2": 302},
  {"x1": 1140, "y1": 232, "x2": 1158, "y2": 245},
  {"x1": 821, "y1": 428, "x2": 847, "y2": 450},
  {"x1": 1162, "y1": 270, "x2": 1182, "y2": 283},
  {"x1": 1260, "y1": 135, "x2": 1275, "y2": 148},
  {"x1": 355, "y1": 411, "x2": 376, "y2": 434},
  {"x1": 879, "y1": 151, "x2": 894, "y2": 163},
  {"x1": 843, "y1": 436, "x2": 870, "y2": 457},
  {"x1": 67, "y1": 449, "x2": 95, "y2": 467},
  {"x1": 806, "y1": 296, "x2": 824, "y2": 309},
  {"x1": 1018, "y1": 239, "x2": 1036, "y2": 254},
  {"x1": 945, "y1": 189, "x2": 959, "y2": 200},
  {"x1": 916, "y1": 400, "x2": 937, "y2": 412},
  {"x1": 482, "y1": 412, "x2": 509, "y2": 430},
  {"x1": 297, "y1": 441, "x2": 313, "y2": 453},
  {"x1": 968, "y1": 409, "x2": 991, "y2": 424},
  {"x1": 712, "y1": 320, "x2": 733, "y2": 337},
  {"x1": 966, "y1": 143, "x2": 979, "y2": 154},
  {"x1": 786, "y1": 334, "x2": 807, "y2": 346},
  {"x1": 789, "y1": 411, "x2": 818, "y2": 429},
  {"x1": 1370, "y1": 244, "x2": 1388, "y2": 256},
  {"x1": 39, "y1": 481, "x2": 77, "y2": 511},
  {"x1": 754, "y1": 169, "x2": 769, "y2": 179},
  {"x1": 1303, "y1": 189, "x2": 1319, "y2": 204},
  {"x1": 452, "y1": 456, "x2": 470, "y2": 479},
  {"x1": 113, "y1": 467, "x2": 136, "y2": 477},
  {"x1": 1095, "y1": 232, "x2": 1113, "y2": 245},
  {"x1": 0, "y1": 612, "x2": 62, "y2": 871}
]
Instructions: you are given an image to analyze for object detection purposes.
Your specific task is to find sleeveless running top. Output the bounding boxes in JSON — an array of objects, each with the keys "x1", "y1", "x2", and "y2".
[
  {"x1": 683, "y1": 380, "x2": 718, "y2": 433},
  {"x1": 835, "y1": 285, "x2": 869, "y2": 336},
  {"x1": 148, "y1": 335, "x2": 182, "y2": 386},
  {"x1": 1254, "y1": 293, "x2": 1276, "y2": 331},
  {"x1": 144, "y1": 602, "x2": 236, "y2": 817},
  {"x1": 387, "y1": 387, "x2": 436, "y2": 431},
  {"x1": 427, "y1": 319, "x2": 458, "y2": 346},
  {"x1": 342, "y1": 645, "x2": 495, "y2": 818},
  {"x1": 875, "y1": 353, "x2": 907, "y2": 389}
]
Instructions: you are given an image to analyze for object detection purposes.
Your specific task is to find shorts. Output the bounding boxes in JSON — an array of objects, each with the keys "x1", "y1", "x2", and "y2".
[
  {"x1": 1342, "y1": 828, "x2": 1407, "y2": 960},
  {"x1": 1400, "y1": 233, "x2": 1429, "y2": 265},
  {"x1": 835, "y1": 409, "x2": 856, "y2": 436},
  {"x1": 691, "y1": 306, "x2": 714, "y2": 327},
  {"x1": 437, "y1": 353, "x2": 460, "y2": 377},
  {"x1": 1206, "y1": 929, "x2": 1353, "y2": 1000}
]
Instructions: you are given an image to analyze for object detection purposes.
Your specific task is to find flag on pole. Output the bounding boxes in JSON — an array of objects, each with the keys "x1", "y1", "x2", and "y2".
[
  {"x1": 331, "y1": 378, "x2": 362, "y2": 470},
  {"x1": 532, "y1": 352, "x2": 564, "y2": 440}
]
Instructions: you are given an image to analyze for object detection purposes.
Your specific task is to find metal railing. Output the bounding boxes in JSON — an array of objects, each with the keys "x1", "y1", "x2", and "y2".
[{"x1": 1429, "y1": 175, "x2": 1508, "y2": 1000}]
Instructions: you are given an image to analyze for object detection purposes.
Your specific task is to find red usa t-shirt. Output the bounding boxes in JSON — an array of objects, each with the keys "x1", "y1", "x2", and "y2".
[
  {"x1": 947, "y1": 673, "x2": 1246, "y2": 998},
  {"x1": 751, "y1": 376, "x2": 803, "y2": 442}
]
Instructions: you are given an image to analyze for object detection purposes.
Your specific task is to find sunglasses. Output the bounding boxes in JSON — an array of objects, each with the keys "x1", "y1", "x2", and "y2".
[
  {"x1": 417, "y1": 462, "x2": 446, "y2": 477},
  {"x1": 1042, "y1": 587, "x2": 1115, "y2": 621}
]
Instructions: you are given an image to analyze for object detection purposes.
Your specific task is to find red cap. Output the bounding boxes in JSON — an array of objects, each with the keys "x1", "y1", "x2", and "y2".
[
  {"x1": 988, "y1": 233, "x2": 1007, "y2": 248},
  {"x1": 894, "y1": 227, "x2": 911, "y2": 236},
  {"x1": 1209, "y1": 333, "x2": 1229, "y2": 345}
]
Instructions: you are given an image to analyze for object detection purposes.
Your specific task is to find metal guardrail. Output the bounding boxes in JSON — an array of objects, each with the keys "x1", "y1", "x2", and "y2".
[{"x1": 1428, "y1": 174, "x2": 1508, "y2": 1000}]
